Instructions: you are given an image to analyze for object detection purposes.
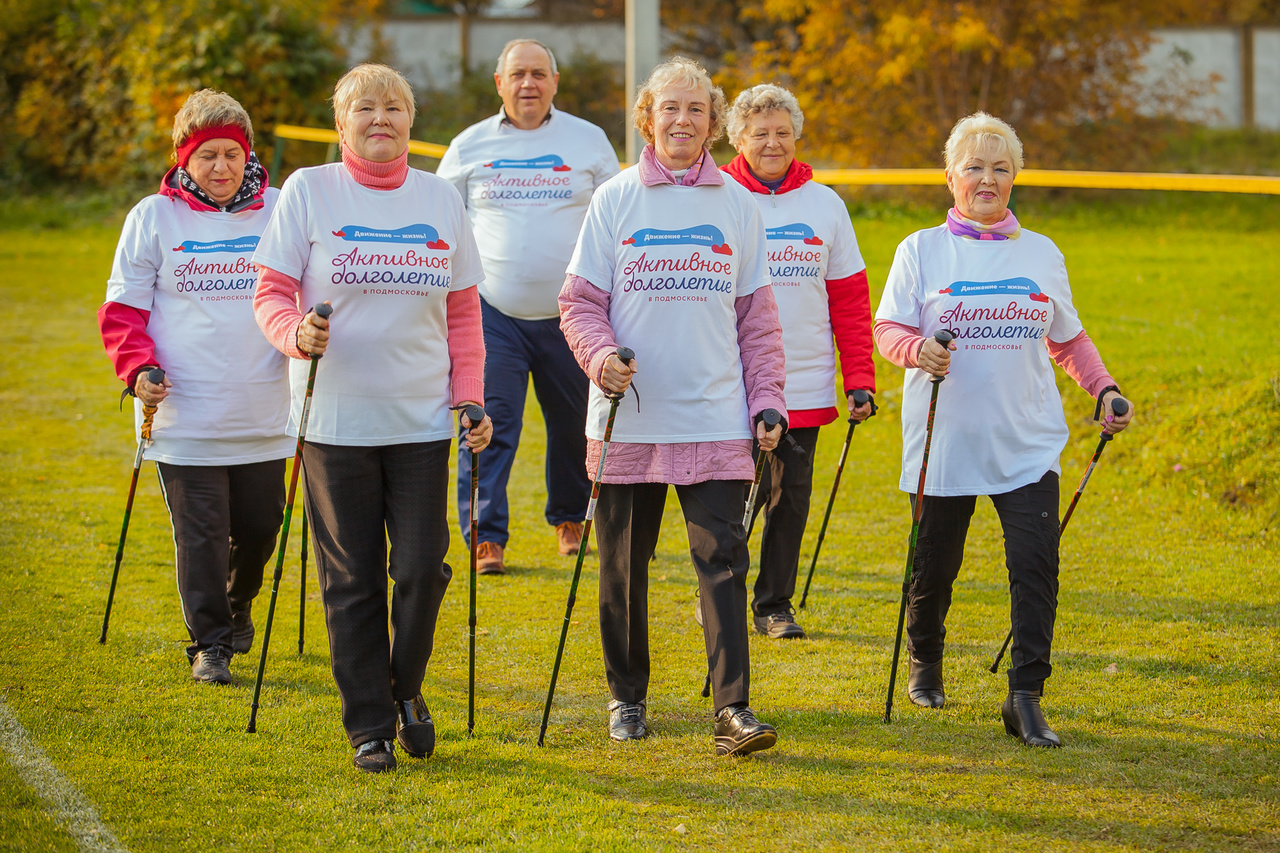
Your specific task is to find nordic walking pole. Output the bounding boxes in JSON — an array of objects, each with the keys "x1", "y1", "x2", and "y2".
[
  {"x1": 799, "y1": 389, "x2": 877, "y2": 609},
  {"x1": 885, "y1": 329, "x2": 953, "y2": 724},
  {"x1": 700, "y1": 407, "x2": 786, "y2": 699},
  {"x1": 248, "y1": 302, "x2": 331, "y2": 733},
  {"x1": 743, "y1": 408, "x2": 783, "y2": 529},
  {"x1": 298, "y1": 498, "x2": 307, "y2": 655},
  {"x1": 99, "y1": 367, "x2": 166, "y2": 644},
  {"x1": 538, "y1": 346, "x2": 634, "y2": 747},
  {"x1": 988, "y1": 396, "x2": 1131, "y2": 673},
  {"x1": 463, "y1": 403, "x2": 486, "y2": 738}
]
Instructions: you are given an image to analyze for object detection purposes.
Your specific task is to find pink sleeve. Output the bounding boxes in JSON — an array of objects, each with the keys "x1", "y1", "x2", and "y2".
[
  {"x1": 873, "y1": 320, "x2": 925, "y2": 369},
  {"x1": 253, "y1": 265, "x2": 306, "y2": 360},
  {"x1": 446, "y1": 287, "x2": 485, "y2": 407},
  {"x1": 1045, "y1": 329, "x2": 1117, "y2": 397},
  {"x1": 826, "y1": 269, "x2": 875, "y2": 392},
  {"x1": 558, "y1": 273, "x2": 618, "y2": 386},
  {"x1": 98, "y1": 301, "x2": 156, "y2": 387},
  {"x1": 735, "y1": 286, "x2": 787, "y2": 421}
]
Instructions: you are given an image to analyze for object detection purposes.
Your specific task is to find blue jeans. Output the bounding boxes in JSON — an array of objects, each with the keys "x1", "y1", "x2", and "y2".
[{"x1": 457, "y1": 298, "x2": 590, "y2": 546}]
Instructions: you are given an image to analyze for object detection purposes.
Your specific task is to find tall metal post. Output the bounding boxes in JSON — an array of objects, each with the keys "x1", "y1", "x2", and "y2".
[{"x1": 626, "y1": 0, "x2": 661, "y2": 164}]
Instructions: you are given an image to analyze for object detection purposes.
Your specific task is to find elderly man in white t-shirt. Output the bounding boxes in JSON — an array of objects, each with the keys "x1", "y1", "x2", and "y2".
[{"x1": 437, "y1": 38, "x2": 620, "y2": 574}]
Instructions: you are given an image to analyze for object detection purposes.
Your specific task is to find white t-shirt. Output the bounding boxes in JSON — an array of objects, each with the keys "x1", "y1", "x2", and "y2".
[
  {"x1": 567, "y1": 168, "x2": 772, "y2": 443},
  {"x1": 875, "y1": 224, "x2": 1085, "y2": 496},
  {"x1": 105, "y1": 190, "x2": 293, "y2": 465},
  {"x1": 254, "y1": 164, "x2": 485, "y2": 446},
  {"x1": 437, "y1": 109, "x2": 620, "y2": 320},
  {"x1": 753, "y1": 181, "x2": 865, "y2": 409}
]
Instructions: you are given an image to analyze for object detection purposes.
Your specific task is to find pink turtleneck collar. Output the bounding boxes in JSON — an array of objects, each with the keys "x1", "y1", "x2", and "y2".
[
  {"x1": 341, "y1": 144, "x2": 409, "y2": 190},
  {"x1": 638, "y1": 145, "x2": 724, "y2": 188}
]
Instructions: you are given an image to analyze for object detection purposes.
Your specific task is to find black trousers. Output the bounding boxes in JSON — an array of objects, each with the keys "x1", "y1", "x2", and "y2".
[
  {"x1": 596, "y1": 480, "x2": 751, "y2": 714},
  {"x1": 156, "y1": 459, "x2": 286, "y2": 659},
  {"x1": 747, "y1": 426, "x2": 821, "y2": 616},
  {"x1": 907, "y1": 471, "x2": 1060, "y2": 692},
  {"x1": 303, "y1": 440, "x2": 452, "y2": 747}
]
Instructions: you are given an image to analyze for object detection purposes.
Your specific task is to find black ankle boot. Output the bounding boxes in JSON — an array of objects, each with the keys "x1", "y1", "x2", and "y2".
[
  {"x1": 1001, "y1": 689, "x2": 1061, "y2": 748},
  {"x1": 908, "y1": 657, "x2": 945, "y2": 709}
]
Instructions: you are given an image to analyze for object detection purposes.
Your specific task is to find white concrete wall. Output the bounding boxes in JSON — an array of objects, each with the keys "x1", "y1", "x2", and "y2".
[
  {"x1": 1142, "y1": 27, "x2": 1280, "y2": 129},
  {"x1": 361, "y1": 19, "x2": 1279, "y2": 129},
  {"x1": 361, "y1": 18, "x2": 626, "y2": 90},
  {"x1": 1143, "y1": 28, "x2": 1241, "y2": 126},
  {"x1": 1256, "y1": 28, "x2": 1280, "y2": 129}
]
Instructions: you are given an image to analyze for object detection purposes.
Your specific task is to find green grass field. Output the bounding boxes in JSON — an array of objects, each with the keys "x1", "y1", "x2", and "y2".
[{"x1": 1, "y1": 190, "x2": 1277, "y2": 852}]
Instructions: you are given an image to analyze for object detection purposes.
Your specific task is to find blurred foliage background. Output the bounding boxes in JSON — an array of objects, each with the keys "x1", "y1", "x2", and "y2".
[{"x1": 2, "y1": 0, "x2": 1279, "y2": 193}]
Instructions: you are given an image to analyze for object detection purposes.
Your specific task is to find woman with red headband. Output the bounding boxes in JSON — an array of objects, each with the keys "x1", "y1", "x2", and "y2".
[{"x1": 98, "y1": 89, "x2": 289, "y2": 687}]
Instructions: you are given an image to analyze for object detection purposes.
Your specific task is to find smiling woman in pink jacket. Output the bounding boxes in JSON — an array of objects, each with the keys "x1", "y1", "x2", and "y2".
[{"x1": 558, "y1": 57, "x2": 786, "y2": 758}]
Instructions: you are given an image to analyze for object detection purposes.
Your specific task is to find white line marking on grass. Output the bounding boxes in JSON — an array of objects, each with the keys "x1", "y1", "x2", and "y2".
[{"x1": 0, "y1": 699, "x2": 130, "y2": 853}]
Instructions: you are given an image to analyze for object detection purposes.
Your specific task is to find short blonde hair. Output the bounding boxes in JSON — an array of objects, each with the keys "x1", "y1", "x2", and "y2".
[
  {"x1": 171, "y1": 90, "x2": 253, "y2": 156},
  {"x1": 726, "y1": 84, "x2": 804, "y2": 149},
  {"x1": 944, "y1": 112, "x2": 1024, "y2": 175},
  {"x1": 632, "y1": 57, "x2": 727, "y2": 147},
  {"x1": 332, "y1": 63, "x2": 417, "y2": 130}
]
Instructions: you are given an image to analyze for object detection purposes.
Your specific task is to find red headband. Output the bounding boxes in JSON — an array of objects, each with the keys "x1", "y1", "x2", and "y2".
[{"x1": 176, "y1": 125, "x2": 251, "y2": 168}]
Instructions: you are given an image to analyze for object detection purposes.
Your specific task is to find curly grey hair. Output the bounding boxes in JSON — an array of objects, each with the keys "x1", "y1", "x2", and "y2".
[{"x1": 726, "y1": 84, "x2": 804, "y2": 149}]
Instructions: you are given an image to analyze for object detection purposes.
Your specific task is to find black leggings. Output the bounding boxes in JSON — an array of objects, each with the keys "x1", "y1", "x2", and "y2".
[
  {"x1": 156, "y1": 459, "x2": 285, "y2": 659},
  {"x1": 907, "y1": 471, "x2": 1060, "y2": 692},
  {"x1": 595, "y1": 480, "x2": 752, "y2": 713}
]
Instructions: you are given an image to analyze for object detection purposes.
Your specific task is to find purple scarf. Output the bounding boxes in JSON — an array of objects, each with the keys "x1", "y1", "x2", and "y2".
[{"x1": 946, "y1": 207, "x2": 1021, "y2": 241}]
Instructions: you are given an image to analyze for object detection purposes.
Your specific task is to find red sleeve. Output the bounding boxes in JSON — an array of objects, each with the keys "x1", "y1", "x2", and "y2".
[
  {"x1": 446, "y1": 288, "x2": 485, "y2": 407},
  {"x1": 1045, "y1": 329, "x2": 1118, "y2": 398},
  {"x1": 253, "y1": 265, "x2": 306, "y2": 359},
  {"x1": 826, "y1": 269, "x2": 875, "y2": 393},
  {"x1": 98, "y1": 301, "x2": 157, "y2": 388},
  {"x1": 873, "y1": 320, "x2": 925, "y2": 369}
]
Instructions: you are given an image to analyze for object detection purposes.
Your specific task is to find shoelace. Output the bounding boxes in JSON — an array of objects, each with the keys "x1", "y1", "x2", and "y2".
[{"x1": 619, "y1": 705, "x2": 643, "y2": 724}]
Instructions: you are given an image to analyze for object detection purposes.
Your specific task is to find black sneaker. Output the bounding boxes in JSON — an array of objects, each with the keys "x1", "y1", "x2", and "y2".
[
  {"x1": 231, "y1": 605, "x2": 254, "y2": 655},
  {"x1": 713, "y1": 705, "x2": 777, "y2": 756},
  {"x1": 353, "y1": 739, "x2": 397, "y2": 773},
  {"x1": 191, "y1": 646, "x2": 232, "y2": 684},
  {"x1": 752, "y1": 609, "x2": 806, "y2": 639}
]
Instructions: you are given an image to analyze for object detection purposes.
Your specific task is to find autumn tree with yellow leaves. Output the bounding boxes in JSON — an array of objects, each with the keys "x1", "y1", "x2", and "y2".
[{"x1": 716, "y1": 0, "x2": 1222, "y2": 170}]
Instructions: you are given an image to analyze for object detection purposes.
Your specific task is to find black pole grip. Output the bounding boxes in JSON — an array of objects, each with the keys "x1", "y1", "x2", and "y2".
[
  {"x1": 760, "y1": 408, "x2": 782, "y2": 429},
  {"x1": 934, "y1": 329, "x2": 954, "y2": 346},
  {"x1": 463, "y1": 404, "x2": 486, "y2": 425},
  {"x1": 145, "y1": 368, "x2": 165, "y2": 385},
  {"x1": 851, "y1": 389, "x2": 870, "y2": 406},
  {"x1": 616, "y1": 346, "x2": 634, "y2": 364},
  {"x1": 1111, "y1": 398, "x2": 1130, "y2": 417}
]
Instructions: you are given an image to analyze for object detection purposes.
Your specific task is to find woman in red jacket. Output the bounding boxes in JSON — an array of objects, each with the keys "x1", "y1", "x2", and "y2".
[
  {"x1": 98, "y1": 89, "x2": 287, "y2": 686},
  {"x1": 721, "y1": 83, "x2": 876, "y2": 640}
]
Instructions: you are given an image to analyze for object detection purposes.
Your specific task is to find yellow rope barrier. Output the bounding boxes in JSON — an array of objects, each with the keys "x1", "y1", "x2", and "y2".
[
  {"x1": 811, "y1": 167, "x2": 1280, "y2": 194},
  {"x1": 273, "y1": 124, "x2": 1280, "y2": 195},
  {"x1": 273, "y1": 124, "x2": 449, "y2": 159}
]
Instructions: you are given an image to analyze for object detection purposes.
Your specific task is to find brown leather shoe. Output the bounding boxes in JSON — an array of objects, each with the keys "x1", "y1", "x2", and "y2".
[
  {"x1": 476, "y1": 541, "x2": 505, "y2": 575},
  {"x1": 555, "y1": 521, "x2": 589, "y2": 556}
]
